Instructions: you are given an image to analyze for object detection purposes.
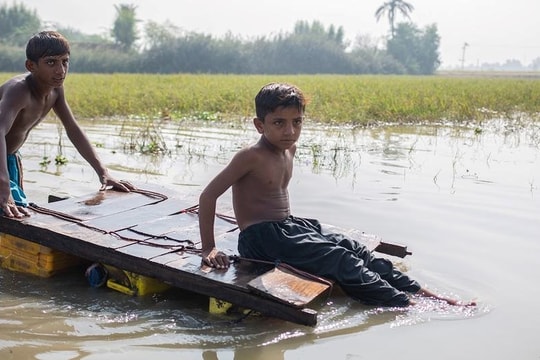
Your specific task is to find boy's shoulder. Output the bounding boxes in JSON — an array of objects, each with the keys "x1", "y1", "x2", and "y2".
[
  {"x1": 1, "y1": 74, "x2": 31, "y2": 96},
  {"x1": 232, "y1": 143, "x2": 262, "y2": 161},
  {"x1": 228, "y1": 142, "x2": 275, "y2": 171}
]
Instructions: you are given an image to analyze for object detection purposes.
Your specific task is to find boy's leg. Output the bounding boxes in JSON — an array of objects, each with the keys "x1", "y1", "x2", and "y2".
[
  {"x1": 7, "y1": 153, "x2": 28, "y2": 207},
  {"x1": 326, "y1": 234, "x2": 421, "y2": 293},
  {"x1": 369, "y1": 257, "x2": 420, "y2": 293}
]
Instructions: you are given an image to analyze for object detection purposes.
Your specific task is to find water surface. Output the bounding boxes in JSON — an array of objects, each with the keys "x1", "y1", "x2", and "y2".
[{"x1": 1, "y1": 117, "x2": 539, "y2": 360}]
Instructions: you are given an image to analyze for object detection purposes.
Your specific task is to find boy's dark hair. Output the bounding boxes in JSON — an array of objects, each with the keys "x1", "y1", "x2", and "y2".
[
  {"x1": 255, "y1": 82, "x2": 307, "y2": 121},
  {"x1": 26, "y1": 31, "x2": 70, "y2": 63}
]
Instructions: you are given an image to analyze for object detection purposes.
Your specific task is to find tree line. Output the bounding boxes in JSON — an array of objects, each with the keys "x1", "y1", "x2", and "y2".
[{"x1": 0, "y1": 1, "x2": 441, "y2": 75}]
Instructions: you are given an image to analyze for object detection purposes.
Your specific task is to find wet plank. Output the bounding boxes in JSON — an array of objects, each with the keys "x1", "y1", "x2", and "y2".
[
  {"x1": 82, "y1": 197, "x2": 188, "y2": 232},
  {"x1": 40, "y1": 190, "x2": 161, "y2": 221},
  {"x1": 247, "y1": 267, "x2": 331, "y2": 308}
]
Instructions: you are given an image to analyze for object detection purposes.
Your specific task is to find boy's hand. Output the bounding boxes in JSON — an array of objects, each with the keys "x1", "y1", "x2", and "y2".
[
  {"x1": 201, "y1": 247, "x2": 230, "y2": 269},
  {"x1": 99, "y1": 175, "x2": 135, "y2": 192},
  {"x1": 1, "y1": 197, "x2": 31, "y2": 218}
]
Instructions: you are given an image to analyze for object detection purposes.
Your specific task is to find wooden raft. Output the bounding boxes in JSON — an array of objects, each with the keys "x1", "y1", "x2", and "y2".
[{"x1": 0, "y1": 184, "x2": 408, "y2": 326}]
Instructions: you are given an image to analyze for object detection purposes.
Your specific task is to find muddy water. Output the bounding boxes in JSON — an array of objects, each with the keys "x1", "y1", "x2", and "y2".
[{"x1": 1, "y1": 117, "x2": 539, "y2": 360}]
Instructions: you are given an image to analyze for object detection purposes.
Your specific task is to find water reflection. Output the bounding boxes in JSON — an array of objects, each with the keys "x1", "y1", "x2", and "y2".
[
  {"x1": 2, "y1": 263, "x2": 487, "y2": 359},
  {"x1": 25, "y1": 117, "x2": 540, "y2": 201}
]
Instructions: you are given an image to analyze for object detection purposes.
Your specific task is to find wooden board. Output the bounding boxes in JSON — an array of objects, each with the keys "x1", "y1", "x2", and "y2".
[
  {"x1": 39, "y1": 190, "x2": 163, "y2": 221},
  {"x1": 247, "y1": 267, "x2": 331, "y2": 308}
]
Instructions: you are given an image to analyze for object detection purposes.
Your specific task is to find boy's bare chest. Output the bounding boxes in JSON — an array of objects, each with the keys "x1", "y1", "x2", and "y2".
[
  {"x1": 9, "y1": 98, "x2": 55, "y2": 141},
  {"x1": 21, "y1": 95, "x2": 56, "y2": 125},
  {"x1": 255, "y1": 157, "x2": 293, "y2": 189}
]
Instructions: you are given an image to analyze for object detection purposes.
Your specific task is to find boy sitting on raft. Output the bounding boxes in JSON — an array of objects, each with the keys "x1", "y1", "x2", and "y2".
[{"x1": 198, "y1": 82, "x2": 475, "y2": 307}]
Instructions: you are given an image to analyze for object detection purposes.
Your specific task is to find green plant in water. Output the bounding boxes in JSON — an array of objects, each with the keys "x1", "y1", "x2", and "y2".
[
  {"x1": 142, "y1": 140, "x2": 163, "y2": 154},
  {"x1": 53, "y1": 118, "x2": 68, "y2": 165},
  {"x1": 121, "y1": 120, "x2": 169, "y2": 155},
  {"x1": 55, "y1": 155, "x2": 68, "y2": 165},
  {"x1": 39, "y1": 156, "x2": 51, "y2": 167}
]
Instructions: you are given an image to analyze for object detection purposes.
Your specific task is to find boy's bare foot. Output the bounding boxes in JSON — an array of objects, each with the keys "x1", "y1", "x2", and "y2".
[{"x1": 417, "y1": 288, "x2": 477, "y2": 306}]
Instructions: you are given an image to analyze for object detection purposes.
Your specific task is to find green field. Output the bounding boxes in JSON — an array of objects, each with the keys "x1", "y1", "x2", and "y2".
[{"x1": 2, "y1": 73, "x2": 539, "y2": 124}]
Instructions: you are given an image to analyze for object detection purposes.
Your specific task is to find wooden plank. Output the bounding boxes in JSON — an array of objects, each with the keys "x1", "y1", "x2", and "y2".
[
  {"x1": 374, "y1": 241, "x2": 412, "y2": 258},
  {"x1": 39, "y1": 190, "x2": 161, "y2": 221},
  {"x1": 197, "y1": 259, "x2": 272, "y2": 290},
  {"x1": 247, "y1": 267, "x2": 331, "y2": 308},
  {"x1": 123, "y1": 213, "x2": 201, "y2": 242},
  {"x1": 83, "y1": 198, "x2": 191, "y2": 232},
  {"x1": 114, "y1": 242, "x2": 174, "y2": 259}
]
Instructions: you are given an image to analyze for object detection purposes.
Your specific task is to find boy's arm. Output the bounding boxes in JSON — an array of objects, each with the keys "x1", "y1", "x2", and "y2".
[
  {"x1": 199, "y1": 149, "x2": 254, "y2": 269},
  {"x1": 0, "y1": 85, "x2": 32, "y2": 217},
  {"x1": 52, "y1": 89, "x2": 132, "y2": 192},
  {"x1": 0, "y1": 102, "x2": 15, "y2": 212},
  {"x1": 199, "y1": 184, "x2": 228, "y2": 268}
]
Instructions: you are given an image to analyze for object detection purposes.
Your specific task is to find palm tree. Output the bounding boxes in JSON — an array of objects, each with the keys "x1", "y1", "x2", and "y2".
[
  {"x1": 112, "y1": 4, "x2": 140, "y2": 51},
  {"x1": 375, "y1": 0, "x2": 414, "y2": 38}
]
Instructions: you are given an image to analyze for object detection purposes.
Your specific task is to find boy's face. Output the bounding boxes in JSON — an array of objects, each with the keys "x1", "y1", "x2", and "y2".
[
  {"x1": 26, "y1": 53, "x2": 70, "y2": 88},
  {"x1": 254, "y1": 105, "x2": 303, "y2": 150}
]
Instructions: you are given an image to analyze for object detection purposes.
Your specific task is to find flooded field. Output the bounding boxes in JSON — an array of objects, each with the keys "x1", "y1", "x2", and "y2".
[{"x1": 1, "y1": 117, "x2": 539, "y2": 359}]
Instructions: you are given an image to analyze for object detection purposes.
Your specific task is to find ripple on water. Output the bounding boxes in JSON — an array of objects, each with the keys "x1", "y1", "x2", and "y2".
[{"x1": 0, "y1": 267, "x2": 487, "y2": 349}]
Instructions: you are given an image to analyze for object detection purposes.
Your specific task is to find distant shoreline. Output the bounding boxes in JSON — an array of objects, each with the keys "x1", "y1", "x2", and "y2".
[{"x1": 437, "y1": 70, "x2": 540, "y2": 79}]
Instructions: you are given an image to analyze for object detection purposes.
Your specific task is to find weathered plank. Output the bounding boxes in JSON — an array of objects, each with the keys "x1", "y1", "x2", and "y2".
[
  {"x1": 247, "y1": 267, "x2": 331, "y2": 308},
  {"x1": 374, "y1": 241, "x2": 412, "y2": 258},
  {"x1": 40, "y1": 190, "x2": 161, "y2": 221},
  {"x1": 82, "y1": 198, "x2": 188, "y2": 232}
]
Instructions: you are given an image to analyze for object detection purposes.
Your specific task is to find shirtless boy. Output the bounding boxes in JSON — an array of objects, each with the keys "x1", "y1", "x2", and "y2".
[
  {"x1": 199, "y1": 82, "x2": 475, "y2": 307},
  {"x1": 0, "y1": 31, "x2": 132, "y2": 218}
]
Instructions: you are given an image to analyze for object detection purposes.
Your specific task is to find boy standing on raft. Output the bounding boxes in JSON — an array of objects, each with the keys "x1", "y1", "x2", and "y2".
[
  {"x1": 198, "y1": 82, "x2": 475, "y2": 307},
  {"x1": 0, "y1": 31, "x2": 132, "y2": 218}
]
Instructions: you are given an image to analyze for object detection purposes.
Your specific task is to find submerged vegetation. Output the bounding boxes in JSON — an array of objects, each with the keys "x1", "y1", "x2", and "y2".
[{"x1": 1, "y1": 73, "x2": 538, "y2": 125}]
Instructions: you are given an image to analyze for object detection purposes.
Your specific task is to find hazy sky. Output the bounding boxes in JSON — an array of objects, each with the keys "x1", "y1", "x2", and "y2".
[{"x1": 16, "y1": 0, "x2": 540, "y2": 68}]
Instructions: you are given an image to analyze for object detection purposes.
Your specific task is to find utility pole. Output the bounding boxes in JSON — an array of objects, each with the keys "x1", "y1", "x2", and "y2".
[{"x1": 460, "y1": 42, "x2": 469, "y2": 70}]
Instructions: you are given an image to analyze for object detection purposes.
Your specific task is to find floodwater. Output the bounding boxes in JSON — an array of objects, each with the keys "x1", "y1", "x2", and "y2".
[{"x1": 1, "y1": 116, "x2": 539, "y2": 360}]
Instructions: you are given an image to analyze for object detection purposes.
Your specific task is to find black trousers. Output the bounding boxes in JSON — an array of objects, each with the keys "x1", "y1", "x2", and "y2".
[{"x1": 238, "y1": 215, "x2": 420, "y2": 306}]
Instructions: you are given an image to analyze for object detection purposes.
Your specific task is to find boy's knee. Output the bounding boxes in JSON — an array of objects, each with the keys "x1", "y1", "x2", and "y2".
[{"x1": 370, "y1": 258, "x2": 393, "y2": 276}]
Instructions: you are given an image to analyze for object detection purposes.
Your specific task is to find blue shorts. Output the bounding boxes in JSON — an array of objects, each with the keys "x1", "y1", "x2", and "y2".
[{"x1": 7, "y1": 153, "x2": 28, "y2": 207}]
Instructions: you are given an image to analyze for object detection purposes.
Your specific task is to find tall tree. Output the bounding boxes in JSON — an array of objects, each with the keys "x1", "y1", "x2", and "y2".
[
  {"x1": 374, "y1": 0, "x2": 414, "y2": 38},
  {"x1": 293, "y1": 20, "x2": 346, "y2": 48},
  {"x1": 111, "y1": 3, "x2": 139, "y2": 50},
  {"x1": 143, "y1": 20, "x2": 180, "y2": 50},
  {"x1": 0, "y1": 2, "x2": 41, "y2": 46},
  {"x1": 386, "y1": 22, "x2": 440, "y2": 74}
]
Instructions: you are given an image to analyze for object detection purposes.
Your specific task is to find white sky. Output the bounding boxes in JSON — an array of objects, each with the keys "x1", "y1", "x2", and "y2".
[{"x1": 16, "y1": 0, "x2": 540, "y2": 68}]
